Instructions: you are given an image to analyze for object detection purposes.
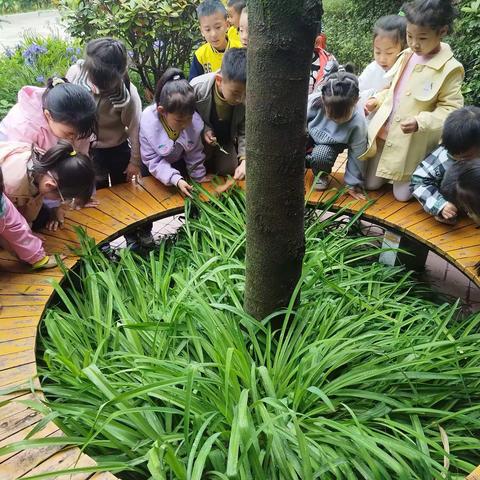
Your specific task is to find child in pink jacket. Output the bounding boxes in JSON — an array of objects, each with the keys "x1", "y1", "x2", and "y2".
[
  {"x1": 0, "y1": 77, "x2": 96, "y2": 154},
  {"x1": 140, "y1": 68, "x2": 209, "y2": 198},
  {"x1": 0, "y1": 166, "x2": 57, "y2": 269}
]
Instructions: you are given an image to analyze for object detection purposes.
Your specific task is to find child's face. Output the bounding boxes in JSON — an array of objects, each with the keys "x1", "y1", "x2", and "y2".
[
  {"x1": 38, "y1": 173, "x2": 62, "y2": 201},
  {"x1": 239, "y1": 10, "x2": 248, "y2": 47},
  {"x1": 406, "y1": 23, "x2": 447, "y2": 56},
  {"x1": 200, "y1": 12, "x2": 229, "y2": 51},
  {"x1": 373, "y1": 33, "x2": 402, "y2": 71},
  {"x1": 44, "y1": 110, "x2": 78, "y2": 143},
  {"x1": 452, "y1": 146, "x2": 480, "y2": 162},
  {"x1": 227, "y1": 6, "x2": 241, "y2": 28},
  {"x1": 216, "y1": 75, "x2": 246, "y2": 106},
  {"x1": 158, "y1": 107, "x2": 193, "y2": 132}
]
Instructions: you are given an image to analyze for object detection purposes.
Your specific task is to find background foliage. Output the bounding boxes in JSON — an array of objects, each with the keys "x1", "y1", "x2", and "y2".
[
  {"x1": 0, "y1": 35, "x2": 82, "y2": 117},
  {"x1": 59, "y1": 0, "x2": 202, "y2": 97},
  {"x1": 323, "y1": 0, "x2": 480, "y2": 104},
  {"x1": 0, "y1": 0, "x2": 54, "y2": 14}
]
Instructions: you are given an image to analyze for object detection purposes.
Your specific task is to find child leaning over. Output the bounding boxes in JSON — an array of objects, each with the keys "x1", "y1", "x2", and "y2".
[
  {"x1": 189, "y1": 0, "x2": 242, "y2": 81},
  {"x1": 411, "y1": 106, "x2": 480, "y2": 224},
  {"x1": 362, "y1": 0, "x2": 464, "y2": 202},
  {"x1": 140, "y1": 69, "x2": 210, "y2": 198},
  {"x1": 190, "y1": 47, "x2": 246, "y2": 180},
  {"x1": 0, "y1": 166, "x2": 58, "y2": 269},
  {"x1": 306, "y1": 63, "x2": 367, "y2": 197}
]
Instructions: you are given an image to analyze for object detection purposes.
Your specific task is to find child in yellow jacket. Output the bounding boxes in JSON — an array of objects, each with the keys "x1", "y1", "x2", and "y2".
[{"x1": 361, "y1": 0, "x2": 464, "y2": 201}]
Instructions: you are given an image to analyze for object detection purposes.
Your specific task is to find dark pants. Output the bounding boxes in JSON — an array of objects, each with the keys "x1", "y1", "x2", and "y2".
[{"x1": 92, "y1": 141, "x2": 131, "y2": 189}]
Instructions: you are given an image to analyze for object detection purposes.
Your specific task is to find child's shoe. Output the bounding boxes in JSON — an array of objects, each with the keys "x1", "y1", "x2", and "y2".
[{"x1": 314, "y1": 173, "x2": 330, "y2": 191}]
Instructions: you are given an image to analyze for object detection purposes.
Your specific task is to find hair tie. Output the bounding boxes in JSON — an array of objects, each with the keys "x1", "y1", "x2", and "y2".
[
  {"x1": 52, "y1": 77, "x2": 65, "y2": 87},
  {"x1": 173, "y1": 74, "x2": 181, "y2": 80},
  {"x1": 70, "y1": 150, "x2": 77, "y2": 156}
]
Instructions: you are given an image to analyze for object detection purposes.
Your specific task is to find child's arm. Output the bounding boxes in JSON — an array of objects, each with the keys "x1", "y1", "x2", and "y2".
[
  {"x1": 188, "y1": 54, "x2": 205, "y2": 82},
  {"x1": 411, "y1": 148, "x2": 452, "y2": 216},
  {"x1": 237, "y1": 112, "x2": 246, "y2": 160},
  {"x1": 415, "y1": 69, "x2": 464, "y2": 134},
  {"x1": 184, "y1": 130, "x2": 207, "y2": 182},
  {"x1": 344, "y1": 122, "x2": 368, "y2": 190},
  {"x1": 121, "y1": 87, "x2": 143, "y2": 180},
  {"x1": 139, "y1": 131, "x2": 183, "y2": 188}
]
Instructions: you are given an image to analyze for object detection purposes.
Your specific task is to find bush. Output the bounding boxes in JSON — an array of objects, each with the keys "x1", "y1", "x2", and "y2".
[
  {"x1": 0, "y1": 35, "x2": 82, "y2": 118},
  {"x1": 8, "y1": 189, "x2": 480, "y2": 479},
  {"x1": 0, "y1": 0, "x2": 54, "y2": 14},
  {"x1": 59, "y1": 0, "x2": 202, "y2": 97}
]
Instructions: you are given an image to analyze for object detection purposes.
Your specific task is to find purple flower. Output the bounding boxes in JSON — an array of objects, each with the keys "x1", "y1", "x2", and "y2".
[
  {"x1": 22, "y1": 43, "x2": 48, "y2": 66},
  {"x1": 36, "y1": 75, "x2": 45, "y2": 84},
  {"x1": 5, "y1": 48, "x2": 14, "y2": 59},
  {"x1": 76, "y1": 47, "x2": 82, "y2": 55},
  {"x1": 70, "y1": 55, "x2": 78, "y2": 63},
  {"x1": 66, "y1": 46, "x2": 74, "y2": 54},
  {"x1": 153, "y1": 39, "x2": 164, "y2": 49}
]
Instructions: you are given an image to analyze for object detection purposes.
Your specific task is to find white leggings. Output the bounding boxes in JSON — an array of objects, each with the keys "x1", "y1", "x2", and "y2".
[{"x1": 364, "y1": 140, "x2": 412, "y2": 202}]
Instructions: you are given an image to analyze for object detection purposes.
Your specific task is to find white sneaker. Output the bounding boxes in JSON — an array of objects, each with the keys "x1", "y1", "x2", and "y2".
[{"x1": 314, "y1": 173, "x2": 330, "y2": 191}]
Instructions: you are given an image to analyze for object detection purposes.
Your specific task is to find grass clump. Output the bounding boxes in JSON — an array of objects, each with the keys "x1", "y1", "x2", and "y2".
[{"x1": 5, "y1": 188, "x2": 480, "y2": 479}]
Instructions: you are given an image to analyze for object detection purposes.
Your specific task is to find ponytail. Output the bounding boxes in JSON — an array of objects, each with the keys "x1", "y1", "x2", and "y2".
[
  {"x1": 154, "y1": 68, "x2": 196, "y2": 116},
  {"x1": 33, "y1": 140, "x2": 95, "y2": 206},
  {"x1": 42, "y1": 77, "x2": 97, "y2": 139}
]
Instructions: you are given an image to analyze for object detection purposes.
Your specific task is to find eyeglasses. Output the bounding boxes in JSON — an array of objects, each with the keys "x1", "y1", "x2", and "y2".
[{"x1": 47, "y1": 171, "x2": 75, "y2": 209}]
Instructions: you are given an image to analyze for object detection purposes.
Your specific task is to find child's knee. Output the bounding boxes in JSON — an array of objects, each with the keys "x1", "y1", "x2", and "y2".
[{"x1": 393, "y1": 183, "x2": 412, "y2": 202}]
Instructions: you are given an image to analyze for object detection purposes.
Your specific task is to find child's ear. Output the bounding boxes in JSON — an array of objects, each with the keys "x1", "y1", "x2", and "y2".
[
  {"x1": 439, "y1": 25, "x2": 448, "y2": 37},
  {"x1": 215, "y1": 73, "x2": 223, "y2": 89},
  {"x1": 43, "y1": 109, "x2": 52, "y2": 122},
  {"x1": 157, "y1": 105, "x2": 165, "y2": 115},
  {"x1": 43, "y1": 177, "x2": 57, "y2": 193}
]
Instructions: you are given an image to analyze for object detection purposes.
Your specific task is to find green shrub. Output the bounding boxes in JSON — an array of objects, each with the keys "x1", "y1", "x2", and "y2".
[
  {"x1": 5, "y1": 189, "x2": 480, "y2": 479},
  {"x1": 0, "y1": 35, "x2": 82, "y2": 117},
  {"x1": 0, "y1": 0, "x2": 54, "y2": 14},
  {"x1": 59, "y1": 0, "x2": 202, "y2": 97}
]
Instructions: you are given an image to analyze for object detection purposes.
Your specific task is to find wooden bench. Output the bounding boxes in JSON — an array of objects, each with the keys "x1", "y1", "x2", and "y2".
[{"x1": 1, "y1": 166, "x2": 479, "y2": 478}]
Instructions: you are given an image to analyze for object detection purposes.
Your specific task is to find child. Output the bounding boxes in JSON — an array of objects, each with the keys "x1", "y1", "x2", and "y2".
[
  {"x1": 140, "y1": 69, "x2": 209, "y2": 197},
  {"x1": 226, "y1": 0, "x2": 245, "y2": 45},
  {"x1": 0, "y1": 140, "x2": 95, "y2": 231},
  {"x1": 190, "y1": 47, "x2": 246, "y2": 180},
  {"x1": 189, "y1": 0, "x2": 242, "y2": 81},
  {"x1": 0, "y1": 77, "x2": 96, "y2": 154},
  {"x1": 306, "y1": 63, "x2": 367, "y2": 196},
  {"x1": 239, "y1": 6, "x2": 248, "y2": 48},
  {"x1": 362, "y1": 0, "x2": 464, "y2": 202},
  {"x1": 66, "y1": 38, "x2": 142, "y2": 189},
  {"x1": 309, "y1": 29, "x2": 336, "y2": 93},
  {"x1": 358, "y1": 15, "x2": 407, "y2": 103},
  {"x1": 0, "y1": 166, "x2": 58, "y2": 269},
  {"x1": 411, "y1": 106, "x2": 480, "y2": 224}
]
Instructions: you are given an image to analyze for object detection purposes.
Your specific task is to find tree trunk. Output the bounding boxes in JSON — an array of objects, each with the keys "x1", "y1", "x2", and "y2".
[{"x1": 244, "y1": 0, "x2": 322, "y2": 320}]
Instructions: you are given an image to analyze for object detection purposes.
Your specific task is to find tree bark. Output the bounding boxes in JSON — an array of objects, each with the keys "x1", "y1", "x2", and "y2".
[{"x1": 245, "y1": 0, "x2": 322, "y2": 320}]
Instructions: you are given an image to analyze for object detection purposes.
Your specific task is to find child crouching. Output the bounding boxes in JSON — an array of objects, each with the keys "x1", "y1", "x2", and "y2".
[
  {"x1": 306, "y1": 63, "x2": 367, "y2": 197},
  {"x1": 411, "y1": 106, "x2": 480, "y2": 224},
  {"x1": 140, "y1": 69, "x2": 210, "y2": 197}
]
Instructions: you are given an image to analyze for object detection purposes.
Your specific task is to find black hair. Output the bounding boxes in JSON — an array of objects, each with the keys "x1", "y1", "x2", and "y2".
[
  {"x1": 0, "y1": 166, "x2": 3, "y2": 196},
  {"x1": 32, "y1": 140, "x2": 95, "y2": 206},
  {"x1": 455, "y1": 160, "x2": 480, "y2": 223},
  {"x1": 42, "y1": 77, "x2": 97, "y2": 139},
  {"x1": 197, "y1": 0, "x2": 227, "y2": 19},
  {"x1": 314, "y1": 62, "x2": 359, "y2": 120},
  {"x1": 154, "y1": 68, "x2": 196, "y2": 116},
  {"x1": 374, "y1": 15, "x2": 407, "y2": 49},
  {"x1": 227, "y1": 0, "x2": 246, "y2": 14},
  {"x1": 220, "y1": 48, "x2": 247, "y2": 83},
  {"x1": 403, "y1": 0, "x2": 458, "y2": 33},
  {"x1": 442, "y1": 106, "x2": 480, "y2": 156},
  {"x1": 84, "y1": 38, "x2": 130, "y2": 91}
]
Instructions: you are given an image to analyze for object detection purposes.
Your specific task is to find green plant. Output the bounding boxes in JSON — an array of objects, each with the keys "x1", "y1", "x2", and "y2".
[
  {"x1": 0, "y1": 0, "x2": 54, "y2": 14},
  {"x1": 452, "y1": 0, "x2": 480, "y2": 104},
  {"x1": 0, "y1": 34, "x2": 82, "y2": 118},
  {"x1": 2, "y1": 188, "x2": 480, "y2": 479},
  {"x1": 59, "y1": 0, "x2": 202, "y2": 96}
]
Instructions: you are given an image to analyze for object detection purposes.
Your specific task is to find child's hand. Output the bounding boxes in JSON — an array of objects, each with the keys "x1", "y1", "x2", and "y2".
[
  {"x1": 81, "y1": 196, "x2": 100, "y2": 209},
  {"x1": 365, "y1": 98, "x2": 378, "y2": 113},
  {"x1": 124, "y1": 163, "x2": 141, "y2": 183},
  {"x1": 46, "y1": 207, "x2": 65, "y2": 231},
  {"x1": 198, "y1": 174, "x2": 215, "y2": 183},
  {"x1": 204, "y1": 130, "x2": 217, "y2": 145},
  {"x1": 400, "y1": 118, "x2": 419, "y2": 134},
  {"x1": 441, "y1": 202, "x2": 458, "y2": 219},
  {"x1": 233, "y1": 160, "x2": 246, "y2": 181},
  {"x1": 177, "y1": 179, "x2": 193, "y2": 198},
  {"x1": 347, "y1": 185, "x2": 366, "y2": 200}
]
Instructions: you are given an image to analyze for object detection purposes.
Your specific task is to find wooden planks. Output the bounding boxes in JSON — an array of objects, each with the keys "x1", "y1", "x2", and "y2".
[{"x1": 1, "y1": 172, "x2": 480, "y2": 480}]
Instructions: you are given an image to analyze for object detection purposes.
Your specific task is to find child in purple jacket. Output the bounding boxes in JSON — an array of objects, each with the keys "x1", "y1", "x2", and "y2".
[{"x1": 140, "y1": 68, "x2": 210, "y2": 197}]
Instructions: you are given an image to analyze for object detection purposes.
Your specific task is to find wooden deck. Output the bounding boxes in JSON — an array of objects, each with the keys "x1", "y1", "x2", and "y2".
[{"x1": 1, "y1": 168, "x2": 480, "y2": 478}]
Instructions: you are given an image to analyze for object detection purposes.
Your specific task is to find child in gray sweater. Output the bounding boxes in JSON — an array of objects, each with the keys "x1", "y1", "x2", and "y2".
[{"x1": 307, "y1": 63, "x2": 367, "y2": 197}]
